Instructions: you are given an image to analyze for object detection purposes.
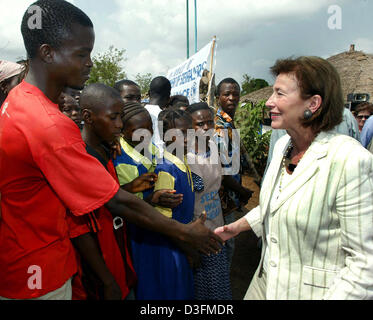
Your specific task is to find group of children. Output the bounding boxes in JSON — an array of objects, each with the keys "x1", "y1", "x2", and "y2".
[{"x1": 60, "y1": 82, "x2": 234, "y2": 300}]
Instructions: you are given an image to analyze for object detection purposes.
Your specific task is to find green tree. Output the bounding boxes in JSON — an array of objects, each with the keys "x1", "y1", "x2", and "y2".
[
  {"x1": 87, "y1": 46, "x2": 127, "y2": 87},
  {"x1": 241, "y1": 74, "x2": 269, "y2": 96},
  {"x1": 235, "y1": 100, "x2": 271, "y2": 177},
  {"x1": 135, "y1": 72, "x2": 153, "y2": 95}
]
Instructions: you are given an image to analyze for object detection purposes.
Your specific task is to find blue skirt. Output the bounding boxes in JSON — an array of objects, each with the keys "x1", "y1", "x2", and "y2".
[
  {"x1": 129, "y1": 223, "x2": 194, "y2": 300},
  {"x1": 193, "y1": 245, "x2": 232, "y2": 300}
]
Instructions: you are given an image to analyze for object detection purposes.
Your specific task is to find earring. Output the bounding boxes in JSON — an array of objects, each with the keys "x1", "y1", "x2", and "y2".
[{"x1": 303, "y1": 109, "x2": 313, "y2": 120}]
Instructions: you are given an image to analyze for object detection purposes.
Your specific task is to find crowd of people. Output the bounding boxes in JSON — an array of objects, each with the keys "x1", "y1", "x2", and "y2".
[{"x1": 0, "y1": 0, "x2": 372, "y2": 301}]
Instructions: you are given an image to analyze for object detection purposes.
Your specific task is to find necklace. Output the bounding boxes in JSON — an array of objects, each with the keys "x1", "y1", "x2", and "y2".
[
  {"x1": 278, "y1": 134, "x2": 316, "y2": 195},
  {"x1": 278, "y1": 142, "x2": 294, "y2": 194}
]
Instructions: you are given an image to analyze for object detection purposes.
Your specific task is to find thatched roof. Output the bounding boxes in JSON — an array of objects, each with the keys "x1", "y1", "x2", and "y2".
[
  {"x1": 327, "y1": 45, "x2": 373, "y2": 103},
  {"x1": 240, "y1": 45, "x2": 373, "y2": 105},
  {"x1": 240, "y1": 85, "x2": 273, "y2": 105}
]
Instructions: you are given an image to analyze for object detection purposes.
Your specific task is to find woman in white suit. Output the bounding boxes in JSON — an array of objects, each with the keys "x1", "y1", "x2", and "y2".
[{"x1": 215, "y1": 56, "x2": 373, "y2": 300}]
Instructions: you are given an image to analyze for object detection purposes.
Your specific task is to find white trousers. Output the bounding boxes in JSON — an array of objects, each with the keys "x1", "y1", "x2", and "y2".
[{"x1": 0, "y1": 278, "x2": 72, "y2": 300}]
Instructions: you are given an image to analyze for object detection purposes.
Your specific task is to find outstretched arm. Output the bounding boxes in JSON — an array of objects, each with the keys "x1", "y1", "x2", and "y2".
[
  {"x1": 214, "y1": 216, "x2": 252, "y2": 241},
  {"x1": 105, "y1": 188, "x2": 223, "y2": 255}
]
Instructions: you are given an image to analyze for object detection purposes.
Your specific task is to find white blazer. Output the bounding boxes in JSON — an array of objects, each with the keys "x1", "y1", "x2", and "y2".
[{"x1": 245, "y1": 131, "x2": 373, "y2": 300}]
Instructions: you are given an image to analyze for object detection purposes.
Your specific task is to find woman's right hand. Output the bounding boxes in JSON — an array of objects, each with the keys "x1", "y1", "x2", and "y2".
[
  {"x1": 214, "y1": 224, "x2": 239, "y2": 241},
  {"x1": 214, "y1": 216, "x2": 251, "y2": 241}
]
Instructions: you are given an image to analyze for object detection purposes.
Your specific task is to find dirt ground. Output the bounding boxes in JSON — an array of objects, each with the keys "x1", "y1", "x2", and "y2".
[{"x1": 229, "y1": 175, "x2": 262, "y2": 299}]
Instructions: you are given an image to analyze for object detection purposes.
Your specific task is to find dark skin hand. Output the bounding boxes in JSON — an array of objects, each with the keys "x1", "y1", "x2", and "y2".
[
  {"x1": 105, "y1": 189, "x2": 223, "y2": 255},
  {"x1": 122, "y1": 172, "x2": 158, "y2": 193},
  {"x1": 176, "y1": 212, "x2": 209, "y2": 269},
  {"x1": 112, "y1": 140, "x2": 183, "y2": 207},
  {"x1": 71, "y1": 233, "x2": 122, "y2": 300},
  {"x1": 121, "y1": 173, "x2": 183, "y2": 209},
  {"x1": 148, "y1": 189, "x2": 183, "y2": 208},
  {"x1": 118, "y1": 170, "x2": 198, "y2": 263},
  {"x1": 110, "y1": 138, "x2": 122, "y2": 160}
]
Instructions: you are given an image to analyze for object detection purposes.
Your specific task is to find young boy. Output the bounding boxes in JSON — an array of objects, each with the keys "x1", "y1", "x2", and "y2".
[
  {"x1": 67, "y1": 83, "x2": 137, "y2": 300},
  {"x1": 114, "y1": 80, "x2": 141, "y2": 104}
]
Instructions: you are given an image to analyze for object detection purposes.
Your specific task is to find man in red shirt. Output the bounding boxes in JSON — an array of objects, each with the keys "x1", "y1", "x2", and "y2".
[{"x1": 0, "y1": 0, "x2": 222, "y2": 300}]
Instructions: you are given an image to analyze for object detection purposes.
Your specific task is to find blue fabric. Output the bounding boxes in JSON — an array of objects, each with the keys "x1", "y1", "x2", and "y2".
[
  {"x1": 191, "y1": 172, "x2": 204, "y2": 192},
  {"x1": 361, "y1": 116, "x2": 373, "y2": 148},
  {"x1": 113, "y1": 147, "x2": 153, "y2": 199},
  {"x1": 133, "y1": 155, "x2": 195, "y2": 300},
  {"x1": 193, "y1": 245, "x2": 232, "y2": 300},
  {"x1": 113, "y1": 142, "x2": 195, "y2": 300}
]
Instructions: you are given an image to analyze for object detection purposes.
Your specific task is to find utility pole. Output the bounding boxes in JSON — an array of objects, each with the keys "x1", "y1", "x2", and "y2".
[
  {"x1": 187, "y1": 0, "x2": 198, "y2": 58},
  {"x1": 186, "y1": 0, "x2": 190, "y2": 59},
  {"x1": 194, "y1": 0, "x2": 197, "y2": 53}
]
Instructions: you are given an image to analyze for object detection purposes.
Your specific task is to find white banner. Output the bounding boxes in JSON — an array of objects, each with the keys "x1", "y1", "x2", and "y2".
[{"x1": 166, "y1": 41, "x2": 213, "y2": 104}]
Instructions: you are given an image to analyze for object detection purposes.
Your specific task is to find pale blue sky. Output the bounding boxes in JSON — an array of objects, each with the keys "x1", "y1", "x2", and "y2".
[{"x1": 1, "y1": 0, "x2": 372, "y2": 85}]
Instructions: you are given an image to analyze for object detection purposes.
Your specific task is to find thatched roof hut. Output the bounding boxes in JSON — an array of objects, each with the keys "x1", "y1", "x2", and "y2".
[
  {"x1": 327, "y1": 45, "x2": 373, "y2": 106},
  {"x1": 240, "y1": 85, "x2": 273, "y2": 105},
  {"x1": 240, "y1": 45, "x2": 373, "y2": 107}
]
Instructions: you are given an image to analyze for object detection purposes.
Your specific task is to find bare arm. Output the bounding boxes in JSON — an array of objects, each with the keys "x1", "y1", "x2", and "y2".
[
  {"x1": 105, "y1": 188, "x2": 223, "y2": 255},
  {"x1": 71, "y1": 233, "x2": 122, "y2": 300},
  {"x1": 214, "y1": 216, "x2": 252, "y2": 241}
]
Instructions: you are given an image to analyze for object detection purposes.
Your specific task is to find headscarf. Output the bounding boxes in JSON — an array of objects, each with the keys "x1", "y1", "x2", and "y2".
[{"x1": 0, "y1": 60, "x2": 25, "y2": 83}]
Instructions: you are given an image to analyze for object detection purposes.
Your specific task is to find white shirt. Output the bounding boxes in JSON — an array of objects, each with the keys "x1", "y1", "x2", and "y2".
[{"x1": 144, "y1": 104, "x2": 164, "y2": 157}]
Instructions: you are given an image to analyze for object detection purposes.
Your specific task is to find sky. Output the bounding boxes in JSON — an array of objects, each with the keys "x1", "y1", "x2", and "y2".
[{"x1": 1, "y1": 0, "x2": 373, "y2": 86}]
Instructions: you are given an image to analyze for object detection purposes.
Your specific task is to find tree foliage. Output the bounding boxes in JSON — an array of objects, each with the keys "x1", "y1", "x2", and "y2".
[
  {"x1": 241, "y1": 74, "x2": 269, "y2": 96},
  {"x1": 135, "y1": 72, "x2": 153, "y2": 96},
  {"x1": 87, "y1": 46, "x2": 127, "y2": 87},
  {"x1": 235, "y1": 100, "x2": 271, "y2": 177}
]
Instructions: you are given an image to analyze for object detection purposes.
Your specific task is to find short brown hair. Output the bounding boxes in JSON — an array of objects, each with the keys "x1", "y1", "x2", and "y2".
[
  {"x1": 355, "y1": 102, "x2": 373, "y2": 116},
  {"x1": 270, "y1": 56, "x2": 344, "y2": 134}
]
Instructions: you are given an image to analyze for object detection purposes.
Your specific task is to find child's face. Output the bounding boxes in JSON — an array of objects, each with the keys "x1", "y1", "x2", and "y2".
[
  {"x1": 59, "y1": 93, "x2": 82, "y2": 128},
  {"x1": 120, "y1": 85, "x2": 141, "y2": 104},
  {"x1": 191, "y1": 109, "x2": 214, "y2": 132},
  {"x1": 93, "y1": 99, "x2": 124, "y2": 144},
  {"x1": 191, "y1": 109, "x2": 214, "y2": 146},
  {"x1": 122, "y1": 113, "x2": 153, "y2": 147}
]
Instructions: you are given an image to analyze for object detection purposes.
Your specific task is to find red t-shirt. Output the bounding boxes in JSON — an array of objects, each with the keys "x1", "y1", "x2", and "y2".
[
  {"x1": 0, "y1": 81, "x2": 119, "y2": 299},
  {"x1": 68, "y1": 159, "x2": 137, "y2": 300}
]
